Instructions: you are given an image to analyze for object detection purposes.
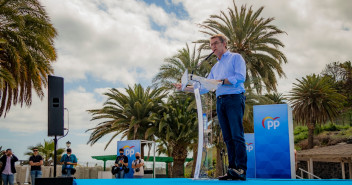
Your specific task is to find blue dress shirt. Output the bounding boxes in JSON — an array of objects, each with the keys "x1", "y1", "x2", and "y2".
[{"x1": 207, "y1": 51, "x2": 246, "y2": 97}]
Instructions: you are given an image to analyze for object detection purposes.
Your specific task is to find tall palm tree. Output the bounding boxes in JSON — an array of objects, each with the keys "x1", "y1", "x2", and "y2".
[
  {"x1": 86, "y1": 84, "x2": 167, "y2": 151},
  {"x1": 0, "y1": 0, "x2": 57, "y2": 117},
  {"x1": 265, "y1": 92, "x2": 286, "y2": 104},
  {"x1": 25, "y1": 140, "x2": 65, "y2": 166},
  {"x1": 288, "y1": 74, "x2": 346, "y2": 148},
  {"x1": 196, "y1": 0, "x2": 287, "y2": 94},
  {"x1": 152, "y1": 43, "x2": 211, "y2": 89},
  {"x1": 340, "y1": 61, "x2": 352, "y2": 107},
  {"x1": 148, "y1": 93, "x2": 198, "y2": 178}
]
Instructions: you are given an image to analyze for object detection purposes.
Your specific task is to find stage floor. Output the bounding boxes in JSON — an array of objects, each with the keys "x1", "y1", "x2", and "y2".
[{"x1": 74, "y1": 178, "x2": 352, "y2": 185}]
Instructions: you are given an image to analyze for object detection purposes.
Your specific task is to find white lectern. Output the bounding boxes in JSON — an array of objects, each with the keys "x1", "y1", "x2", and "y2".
[{"x1": 181, "y1": 69, "x2": 221, "y2": 179}]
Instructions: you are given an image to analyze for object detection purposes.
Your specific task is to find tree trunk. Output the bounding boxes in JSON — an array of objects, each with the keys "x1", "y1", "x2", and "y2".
[
  {"x1": 168, "y1": 163, "x2": 173, "y2": 178},
  {"x1": 171, "y1": 143, "x2": 188, "y2": 178},
  {"x1": 191, "y1": 143, "x2": 197, "y2": 178},
  {"x1": 173, "y1": 158, "x2": 186, "y2": 178},
  {"x1": 307, "y1": 122, "x2": 315, "y2": 149},
  {"x1": 216, "y1": 147, "x2": 224, "y2": 177},
  {"x1": 141, "y1": 143, "x2": 145, "y2": 158}
]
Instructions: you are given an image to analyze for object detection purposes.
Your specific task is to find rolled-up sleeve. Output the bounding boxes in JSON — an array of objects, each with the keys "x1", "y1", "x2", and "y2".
[{"x1": 227, "y1": 54, "x2": 246, "y2": 85}]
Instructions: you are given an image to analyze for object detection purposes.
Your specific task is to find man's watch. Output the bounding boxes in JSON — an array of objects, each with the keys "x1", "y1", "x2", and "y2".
[{"x1": 222, "y1": 79, "x2": 225, "y2": 85}]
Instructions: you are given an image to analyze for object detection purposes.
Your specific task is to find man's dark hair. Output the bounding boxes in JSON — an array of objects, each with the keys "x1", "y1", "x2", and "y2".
[
  {"x1": 119, "y1": 148, "x2": 124, "y2": 152},
  {"x1": 6, "y1": 149, "x2": 11, "y2": 152},
  {"x1": 33, "y1": 147, "x2": 38, "y2": 151},
  {"x1": 67, "y1": 148, "x2": 72, "y2": 153}
]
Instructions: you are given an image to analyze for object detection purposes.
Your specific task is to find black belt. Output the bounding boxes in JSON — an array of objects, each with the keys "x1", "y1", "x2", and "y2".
[{"x1": 217, "y1": 93, "x2": 244, "y2": 99}]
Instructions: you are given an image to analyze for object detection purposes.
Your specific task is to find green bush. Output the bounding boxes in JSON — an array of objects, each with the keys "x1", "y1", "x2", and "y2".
[
  {"x1": 318, "y1": 123, "x2": 350, "y2": 132},
  {"x1": 294, "y1": 126, "x2": 308, "y2": 135},
  {"x1": 294, "y1": 126, "x2": 308, "y2": 144},
  {"x1": 294, "y1": 132, "x2": 308, "y2": 144}
]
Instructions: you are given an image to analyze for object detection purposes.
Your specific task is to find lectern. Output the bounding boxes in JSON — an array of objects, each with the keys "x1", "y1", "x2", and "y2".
[{"x1": 181, "y1": 69, "x2": 221, "y2": 179}]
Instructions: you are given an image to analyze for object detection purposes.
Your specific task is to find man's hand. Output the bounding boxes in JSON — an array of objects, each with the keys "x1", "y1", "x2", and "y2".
[
  {"x1": 173, "y1": 83, "x2": 182, "y2": 91},
  {"x1": 173, "y1": 83, "x2": 194, "y2": 92}
]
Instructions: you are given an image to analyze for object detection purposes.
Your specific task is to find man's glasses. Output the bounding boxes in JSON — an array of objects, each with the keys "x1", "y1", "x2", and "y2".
[
  {"x1": 33, "y1": 150, "x2": 38, "y2": 152},
  {"x1": 210, "y1": 41, "x2": 222, "y2": 47}
]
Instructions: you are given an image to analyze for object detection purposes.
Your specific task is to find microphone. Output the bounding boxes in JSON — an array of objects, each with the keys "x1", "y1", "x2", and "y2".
[
  {"x1": 191, "y1": 51, "x2": 214, "y2": 80},
  {"x1": 197, "y1": 51, "x2": 214, "y2": 67}
]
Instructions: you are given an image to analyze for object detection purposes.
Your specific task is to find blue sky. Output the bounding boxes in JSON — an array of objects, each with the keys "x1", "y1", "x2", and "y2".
[{"x1": 0, "y1": 0, "x2": 351, "y2": 164}]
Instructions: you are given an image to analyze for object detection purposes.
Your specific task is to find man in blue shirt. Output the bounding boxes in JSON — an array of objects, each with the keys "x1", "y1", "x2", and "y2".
[
  {"x1": 175, "y1": 34, "x2": 247, "y2": 180},
  {"x1": 60, "y1": 148, "x2": 77, "y2": 177},
  {"x1": 207, "y1": 34, "x2": 247, "y2": 180}
]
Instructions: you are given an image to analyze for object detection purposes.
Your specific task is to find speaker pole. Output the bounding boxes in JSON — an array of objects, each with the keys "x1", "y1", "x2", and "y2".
[{"x1": 54, "y1": 135, "x2": 57, "y2": 177}]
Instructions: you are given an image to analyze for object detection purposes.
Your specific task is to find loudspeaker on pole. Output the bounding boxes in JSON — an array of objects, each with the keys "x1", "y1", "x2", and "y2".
[{"x1": 48, "y1": 75, "x2": 64, "y2": 136}]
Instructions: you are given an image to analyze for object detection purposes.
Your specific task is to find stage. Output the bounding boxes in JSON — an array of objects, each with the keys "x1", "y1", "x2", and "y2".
[{"x1": 74, "y1": 178, "x2": 352, "y2": 185}]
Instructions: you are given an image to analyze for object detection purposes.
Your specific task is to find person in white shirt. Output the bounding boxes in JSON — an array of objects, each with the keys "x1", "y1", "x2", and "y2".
[{"x1": 132, "y1": 152, "x2": 144, "y2": 178}]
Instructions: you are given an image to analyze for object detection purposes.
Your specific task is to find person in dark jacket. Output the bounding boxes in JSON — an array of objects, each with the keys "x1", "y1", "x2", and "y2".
[
  {"x1": 0, "y1": 149, "x2": 18, "y2": 185},
  {"x1": 114, "y1": 148, "x2": 128, "y2": 179}
]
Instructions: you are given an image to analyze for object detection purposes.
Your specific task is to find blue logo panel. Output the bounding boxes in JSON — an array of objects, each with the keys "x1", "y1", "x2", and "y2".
[
  {"x1": 117, "y1": 140, "x2": 141, "y2": 178},
  {"x1": 244, "y1": 133, "x2": 255, "y2": 178},
  {"x1": 253, "y1": 104, "x2": 295, "y2": 179}
]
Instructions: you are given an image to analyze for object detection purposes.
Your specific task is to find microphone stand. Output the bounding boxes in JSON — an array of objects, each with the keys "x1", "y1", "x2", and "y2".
[{"x1": 191, "y1": 51, "x2": 214, "y2": 80}]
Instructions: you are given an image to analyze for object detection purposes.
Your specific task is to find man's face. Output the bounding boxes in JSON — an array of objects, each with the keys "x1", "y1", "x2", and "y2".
[
  {"x1": 135, "y1": 154, "x2": 140, "y2": 158},
  {"x1": 210, "y1": 37, "x2": 226, "y2": 57},
  {"x1": 33, "y1": 149, "x2": 39, "y2": 156},
  {"x1": 6, "y1": 150, "x2": 12, "y2": 156},
  {"x1": 67, "y1": 152, "x2": 71, "y2": 155},
  {"x1": 119, "y1": 152, "x2": 124, "y2": 155}
]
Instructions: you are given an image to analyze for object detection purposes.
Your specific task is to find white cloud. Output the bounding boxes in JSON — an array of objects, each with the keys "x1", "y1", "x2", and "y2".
[
  {"x1": 0, "y1": 87, "x2": 104, "y2": 133},
  {"x1": 0, "y1": 94, "x2": 47, "y2": 133},
  {"x1": 75, "y1": 140, "x2": 118, "y2": 162},
  {"x1": 41, "y1": 0, "x2": 187, "y2": 86}
]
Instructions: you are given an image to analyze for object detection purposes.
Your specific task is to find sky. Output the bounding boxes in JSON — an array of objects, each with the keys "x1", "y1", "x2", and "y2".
[{"x1": 0, "y1": 0, "x2": 351, "y2": 165}]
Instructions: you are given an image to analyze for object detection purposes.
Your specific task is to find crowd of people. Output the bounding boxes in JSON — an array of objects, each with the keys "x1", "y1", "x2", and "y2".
[{"x1": 0, "y1": 147, "x2": 145, "y2": 184}]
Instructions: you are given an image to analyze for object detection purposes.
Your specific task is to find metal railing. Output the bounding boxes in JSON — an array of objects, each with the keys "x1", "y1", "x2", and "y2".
[{"x1": 296, "y1": 167, "x2": 321, "y2": 179}]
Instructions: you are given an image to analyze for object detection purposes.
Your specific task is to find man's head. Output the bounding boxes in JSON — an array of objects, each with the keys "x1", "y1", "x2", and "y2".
[
  {"x1": 6, "y1": 149, "x2": 12, "y2": 156},
  {"x1": 33, "y1": 148, "x2": 39, "y2": 156},
  {"x1": 119, "y1": 148, "x2": 124, "y2": 156},
  {"x1": 210, "y1": 34, "x2": 228, "y2": 58},
  {"x1": 135, "y1": 152, "x2": 141, "y2": 159},
  {"x1": 67, "y1": 148, "x2": 72, "y2": 155}
]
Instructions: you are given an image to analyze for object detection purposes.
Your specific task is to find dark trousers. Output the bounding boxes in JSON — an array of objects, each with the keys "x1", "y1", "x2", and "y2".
[
  {"x1": 216, "y1": 93, "x2": 247, "y2": 171},
  {"x1": 115, "y1": 170, "x2": 125, "y2": 179}
]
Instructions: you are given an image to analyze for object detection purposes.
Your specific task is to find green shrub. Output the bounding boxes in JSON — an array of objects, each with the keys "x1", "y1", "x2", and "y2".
[
  {"x1": 294, "y1": 126, "x2": 308, "y2": 144},
  {"x1": 322, "y1": 123, "x2": 338, "y2": 131},
  {"x1": 294, "y1": 126, "x2": 308, "y2": 135},
  {"x1": 294, "y1": 132, "x2": 308, "y2": 144}
]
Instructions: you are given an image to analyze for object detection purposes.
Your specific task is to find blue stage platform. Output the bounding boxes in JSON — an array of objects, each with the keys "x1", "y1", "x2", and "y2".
[{"x1": 74, "y1": 178, "x2": 352, "y2": 185}]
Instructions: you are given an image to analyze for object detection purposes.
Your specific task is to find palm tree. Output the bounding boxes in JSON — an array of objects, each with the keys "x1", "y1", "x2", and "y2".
[
  {"x1": 0, "y1": 0, "x2": 57, "y2": 117},
  {"x1": 340, "y1": 61, "x2": 352, "y2": 107},
  {"x1": 86, "y1": 84, "x2": 167, "y2": 152},
  {"x1": 25, "y1": 140, "x2": 65, "y2": 166},
  {"x1": 288, "y1": 74, "x2": 346, "y2": 149},
  {"x1": 240, "y1": 89, "x2": 274, "y2": 133},
  {"x1": 152, "y1": 43, "x2": 211, "y2": 89},
  {"x1": 196, "y1": 0, "x2": 287, "y2": 94},
  {"x1": 265, "y1": 92, "x2": 286, "y2": 104},
  {"x1": 148, "y1": 93, "x2": 198, "y2": 178}
]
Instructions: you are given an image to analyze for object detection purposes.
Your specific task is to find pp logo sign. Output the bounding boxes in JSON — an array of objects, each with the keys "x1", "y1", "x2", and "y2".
[
  {"x1": 123, "y1": 146, "x2": 135, "y2": 157},
  {"x1": 262, "y1": 117, "x2": 280, "y2": 130},
  {"x1": 246, "y1": 143, "x2": 253, "y2": 152}
]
